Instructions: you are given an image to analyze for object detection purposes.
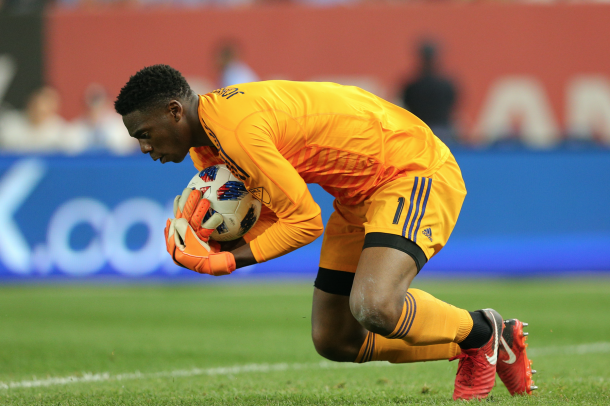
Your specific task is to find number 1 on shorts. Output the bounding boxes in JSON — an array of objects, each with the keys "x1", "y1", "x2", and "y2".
[{"x1": 393, "y1": 197, "x2": 405, "y2": 224}]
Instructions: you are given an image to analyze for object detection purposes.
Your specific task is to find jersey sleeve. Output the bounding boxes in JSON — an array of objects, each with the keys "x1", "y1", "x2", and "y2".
[
  {"x1": 189, "y1": 146, "x2": 225, "y2": 171},
  {"x1": 217, "y1": 115, "x2": 324, "y2": 263}
]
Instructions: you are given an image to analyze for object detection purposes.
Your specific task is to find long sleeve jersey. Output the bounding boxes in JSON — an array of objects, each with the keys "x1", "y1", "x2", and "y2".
[{"x1": 190, "y1": 81, "x2": 450, "y2": 263}]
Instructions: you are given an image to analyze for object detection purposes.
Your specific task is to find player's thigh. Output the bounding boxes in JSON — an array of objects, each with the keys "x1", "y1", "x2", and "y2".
[
  {"x1": 318, "y1": 199, "x2": 368, "y2": 273},
  {"x1": 313, "y1": 201, "x2": 369, "y2": 361},
  {"x1": 350, "y1": 155, "x2": 466, "y2": 333},
  {"x1": 364, "y1": 153, "x2": 466, "y2": 264},
  {"x1": 350, "y1": 246, "x2": 419, "y2": 335}
]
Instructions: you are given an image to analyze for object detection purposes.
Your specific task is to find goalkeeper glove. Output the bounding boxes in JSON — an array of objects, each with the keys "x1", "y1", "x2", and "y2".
[
  {"x1": 173, "y1": 188, "x2": 217, "y2": 242},
  {"x1": 165, "y1": 217, "x2": 236, "y2": 276}
]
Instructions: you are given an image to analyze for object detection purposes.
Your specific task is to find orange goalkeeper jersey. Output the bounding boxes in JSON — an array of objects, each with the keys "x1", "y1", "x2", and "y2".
[{"x1": 190, "y1": 81, "x2": 451, "y2": 263}]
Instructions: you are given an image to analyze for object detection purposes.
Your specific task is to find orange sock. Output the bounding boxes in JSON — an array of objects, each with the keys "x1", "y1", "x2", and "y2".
[
  {"x1": 355, "y1": 331, "x2": 461, "y2": 363},
  {"x1": 388, "y1": 288, "x2": 472, "y2": 346}
]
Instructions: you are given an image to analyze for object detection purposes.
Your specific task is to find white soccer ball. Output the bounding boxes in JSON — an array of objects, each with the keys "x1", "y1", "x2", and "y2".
[{"x1": 186, "y1": 164, "x2": 261, "y2": 242}]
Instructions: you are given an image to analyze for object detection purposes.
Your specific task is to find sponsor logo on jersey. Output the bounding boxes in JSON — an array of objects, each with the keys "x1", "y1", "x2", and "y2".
[
  {"x1": 422, "y1": 228, "x2": 433, "y2": 242},
  {"x1": 217, "y1": 181, "x2": 249, "y2": 201},
  {"x1": 248, "y1": 187, "x2": 270, "y2": 204},
  {"x1": 212, "y1": 87, "x2": 245, "y2": 99}
]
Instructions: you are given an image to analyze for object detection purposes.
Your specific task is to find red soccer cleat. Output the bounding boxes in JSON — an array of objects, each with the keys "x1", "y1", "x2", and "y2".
[
  {"x1": 451, "y1": 308, "x2": 504, "y2": 400},
  {"x1": 497, "y1": 319, "x2": 537, "y2": 395}
]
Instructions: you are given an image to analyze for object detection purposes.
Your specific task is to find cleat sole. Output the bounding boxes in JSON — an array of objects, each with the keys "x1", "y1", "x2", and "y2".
[{"x1": 519, "y1": 322, "x2": 535, "y2": 395}]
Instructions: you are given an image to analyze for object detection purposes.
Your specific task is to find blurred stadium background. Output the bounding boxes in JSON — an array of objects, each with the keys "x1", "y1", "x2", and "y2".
[
  {"x1": 0, "y1": 0, "x2": 609, "y2": 280},
  {"x1": 1, "y1": 1, "x2": 610, "y2": 404}
]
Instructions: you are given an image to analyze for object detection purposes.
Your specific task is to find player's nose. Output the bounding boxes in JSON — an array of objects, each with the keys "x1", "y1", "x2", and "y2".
[{"x1": 139, "y1": 139, "x2": 152, "y2": 154}]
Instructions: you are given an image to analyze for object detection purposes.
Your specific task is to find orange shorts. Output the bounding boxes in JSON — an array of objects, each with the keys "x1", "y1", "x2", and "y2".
[{"x1": 318, "y1": 154, "x2": 466, "y2": 273}]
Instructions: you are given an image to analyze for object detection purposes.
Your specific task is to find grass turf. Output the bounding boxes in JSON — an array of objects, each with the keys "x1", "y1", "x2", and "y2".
[{"x1": 0, "y1": 279, "x2": 609, "y2": 405}]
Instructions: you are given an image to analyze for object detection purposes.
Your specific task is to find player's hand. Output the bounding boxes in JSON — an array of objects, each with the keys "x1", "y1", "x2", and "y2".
[
  {"x1": 173, "y1": 188, "x2": 220, "y2": 242},
  {"x1": 165, "y1": 218, "x2": 236, "y2": 276},
  {"x1": 173, "y1": 187, "x2": 201, "y2": 219}
]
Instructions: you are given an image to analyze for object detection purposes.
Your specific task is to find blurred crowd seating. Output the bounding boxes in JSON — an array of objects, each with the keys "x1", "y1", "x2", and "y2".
[
  {"x1": 1, "y1": 79, "x2": 608, "y2": 156},
  {"x1": 0, "y1": 0, "x2": 605, "y2": 12},
  {"x1": 1, "y1": 3, "x2": 609, "y2": 155},
  {"x1": 0, "y1": 84, "x2": 139, "y2": 155}
]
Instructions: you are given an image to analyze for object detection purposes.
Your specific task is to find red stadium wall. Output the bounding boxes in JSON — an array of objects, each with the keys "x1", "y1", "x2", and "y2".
[{"x1": 46, "y1": 4, "x2": 610, "y2": 143}]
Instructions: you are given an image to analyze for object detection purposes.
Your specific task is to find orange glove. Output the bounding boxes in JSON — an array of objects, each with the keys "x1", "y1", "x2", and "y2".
[
  {"x1": 173, "y1": 188, "x2": 200, "y2": 219},
  {"x1": 173, "y1": 188, "x2": 217, "y2": 242},
  {"x1": 165, "y1": 218, "x2": 236, "y2": 276}
]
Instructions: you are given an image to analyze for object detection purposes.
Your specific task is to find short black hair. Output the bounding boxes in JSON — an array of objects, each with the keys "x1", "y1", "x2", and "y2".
[{"x1": 114, "y1": 64, "x2": 193, "y2": 116}]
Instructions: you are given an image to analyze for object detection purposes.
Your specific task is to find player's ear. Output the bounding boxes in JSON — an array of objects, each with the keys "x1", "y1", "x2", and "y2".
[{"x1": 168, "y1": 100, "x2": 183, "y2": 122}]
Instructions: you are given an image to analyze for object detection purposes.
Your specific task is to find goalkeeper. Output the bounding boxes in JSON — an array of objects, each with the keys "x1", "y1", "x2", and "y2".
[{"x1": 115, "y1": 65, "x2": 535, "y2": 400}]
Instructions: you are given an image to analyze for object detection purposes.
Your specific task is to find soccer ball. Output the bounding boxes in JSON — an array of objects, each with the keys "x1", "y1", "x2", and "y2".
[{"x1": 186, "y1": 164, "x2": 261, "y2": 242}]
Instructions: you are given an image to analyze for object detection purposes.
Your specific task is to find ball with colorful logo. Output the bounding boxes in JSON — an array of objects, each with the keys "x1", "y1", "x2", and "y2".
[{"x1": 186, "y1": 164, "x2": 261, "y2": 242}]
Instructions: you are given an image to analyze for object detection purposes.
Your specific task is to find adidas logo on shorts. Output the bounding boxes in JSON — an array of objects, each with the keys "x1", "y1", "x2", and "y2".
[{"x1": 422, "y1": 228, "x2": 433, "y2": 242}]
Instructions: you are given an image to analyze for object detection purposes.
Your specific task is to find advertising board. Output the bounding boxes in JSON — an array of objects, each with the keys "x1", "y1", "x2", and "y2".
[{"x1": 1, "y1": 151, "x2": 608, "y2": 280}]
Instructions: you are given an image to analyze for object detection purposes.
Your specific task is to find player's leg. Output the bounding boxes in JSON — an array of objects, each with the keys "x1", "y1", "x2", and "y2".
[
  {"x1": 349, "y1": 241, "x2": 487, "y2": 347},
  {"x1": 311, "y1": 201, "x2": 369, "y2": 361},
  {"x1": 349, "y1": 245, "x2": 503, "y2": 400},
  {"x1": 347, "y1": 155, "x2": 503, "y2": 400},
  {"x1": 311, "y1": 201, "x2": 460, "y2": 364},
  {"x1": 312, "y1": 269, "x2": 460, "y2": 363},
  {"x1": 311, "y1": 284, "x2": 366, "y2": 362},
  {"x1": 349, "y1": 155, "x2": 476, "y2": 343}
]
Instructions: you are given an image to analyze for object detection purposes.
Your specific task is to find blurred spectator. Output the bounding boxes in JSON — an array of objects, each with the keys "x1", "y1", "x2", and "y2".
[
  {"x1": 399, "y1": 41, "x2": 458, "y2": 145},
  {"x1": 65, "y1": 83, "x2": 138, "y2": 155},
  {"x1": 0, "y1": 86, "x2": 73, "y2": 153},
  {"x1": 216, "y1": 41, "x2": 259, "y2": 88}
]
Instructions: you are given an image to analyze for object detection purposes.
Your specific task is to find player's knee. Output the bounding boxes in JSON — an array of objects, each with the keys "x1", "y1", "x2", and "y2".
[
  {"x1": 348, "y1": 295, "x2": 397, "y2": 337},
  {"x1": 311, "y1": 329, "x2": 359, "y2": 362}
]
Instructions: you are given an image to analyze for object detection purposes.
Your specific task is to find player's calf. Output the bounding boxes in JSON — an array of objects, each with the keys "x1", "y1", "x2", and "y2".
[
  {"x1": 311, "y1": 332, "x2": 362, "y2": 362},
  {"x1": 311, "y1": 287, "x2": 370, "y2": 363}
]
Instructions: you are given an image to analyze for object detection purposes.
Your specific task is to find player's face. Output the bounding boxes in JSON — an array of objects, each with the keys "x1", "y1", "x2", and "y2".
[{"x1": 123, "y1": 105, "x2": 191, "y2": 164}]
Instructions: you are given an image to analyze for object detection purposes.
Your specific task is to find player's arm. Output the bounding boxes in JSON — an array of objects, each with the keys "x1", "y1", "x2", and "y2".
[
  {"x1": 218, "y1": 202, "x2": 308, "y2": 267},
  {"x1": 222, "y1": 117, "x2": 324, "y2": 266}
]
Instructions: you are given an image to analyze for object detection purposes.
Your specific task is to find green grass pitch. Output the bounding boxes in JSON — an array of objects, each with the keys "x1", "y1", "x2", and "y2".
[{"x1": 0, "y1": 279, "x2": 609, "y2": 405}]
